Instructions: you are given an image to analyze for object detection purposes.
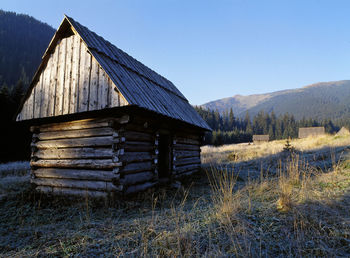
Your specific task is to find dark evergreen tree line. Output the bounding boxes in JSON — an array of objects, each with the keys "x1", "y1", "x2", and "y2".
[
  {"x1": 0, "y1": 10, "x2": 55, "y2": 162},
  {"x1": 0, "y1": 10, "x2": 55, "y2": 88},
  {"x1": 195, "y1": 106, "x2": 340, "y2": 146},
  {"x1": 0, "y1": 81, "x2": 31, "y2": 162}
]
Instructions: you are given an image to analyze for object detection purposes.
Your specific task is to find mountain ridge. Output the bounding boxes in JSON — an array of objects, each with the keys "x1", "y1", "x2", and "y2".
[
  {"x1": 202, "y1": 80, "x2": 350, "y2": 121},
  {"x1": 0, "y1": 10, "x2": 55, "y2": 88}
]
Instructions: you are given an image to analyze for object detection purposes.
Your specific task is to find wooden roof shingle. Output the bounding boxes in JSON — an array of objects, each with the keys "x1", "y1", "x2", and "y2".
[{"x1": 64, "y1": 16, "x2": 210, "y2": 131}]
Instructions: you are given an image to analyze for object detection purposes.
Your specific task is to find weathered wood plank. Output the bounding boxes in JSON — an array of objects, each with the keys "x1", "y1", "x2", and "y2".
[
  {"x1": 26, "y1": 89, "x2": 34, "y2": 119},
  {"x1": 31, "y1": 159, "x2": 120, "y2": 169},
  {"x1": 32, "y1": 178, "x2": 119, "y2": 191},
  {"x1": 119, "y1": 93, "x2": 128, "y2": 106},
  {"x1": 34, "y1": 147, "x2": 113, "y2": 159},
  {"x1": 37, "y1": 70, "x2": 45, "y2": 117},
  {"x1": 36, "y1": 186, "x2": 109, "y2": 197},
  {"x1": 174, "y1": 133, "x2": 200, "y2": 141},
  {"x1": 21, "y1": 94, "x2": 28, "y2": 120},
  {"x1": 174, "y1": 163, "x2": 201, "y2": 174},
  {"x1": 119, "y1": 152, "x2": 153, "y2": 163},
  {"x1": 34, "y1": 168, "x2": 118, "y2": 181},
  {"x1": 34, "y1": 73, "x2": 43, "y2": 118},
  {"x1": 33, "y1": 136, "x2": 113, "y2": 149},
  {"x1": 109, "y1": 78, "x2": 120, "y2": 107},
  {"x1": 123, "y1": 144, "x2": 154, "y2": 152},
  {"x1": 120, "y1": 171, "x2": 155, "y2": 186},
  {"x1": 124, "y1": 141, "x2": 153, "y2": 147},
  {"x1": 174, "y1": 144, "x2": 200, "y2": 151},
  {"x1": 124, "y1": 131, "x2": 154, "y2": 142},
  {"x1": 124, "y1": 182, "x2": 156, "y2": 195},
  {"x1": 174, "y1": 150, "x2": 200, "y2": 157},
  {"x1": 23, "y1": 94, "x2": 29, "y2": 120},
  {"x1": 63, "y1": 36, "x2": 73, "y2": 115},
  {"x1": 41, "y1": 55, "x2": 52, "y2": 117},
  {"x1": 98, "y1": 64, "x2": 108, "y2": 109},
  {"x1": 120, "y1": 171, "x2": 154, "y2": 186},
  {"x1": 89, "y1": 56, "x2": 99, "y2": 111},
  {"x1": 79, "y1": 46, "x2": 91, "y2": 112},
  {"x1": 174, "y1": 169, "x2": 198, "y2": 179},
  {"x1": 175, "y1": 155, "x2": 201, "y2": 161},
  {"x1": 48, "y1": 44, "x2": 59, "y2": 116},
  {"x1": 70, "y1": 35, "x2": 81, "y2": 114},
  {"x1": 122, "y1": 161, "x2": 153, "y2": 174},
  {"x1": 39, "y1": 118, "x2": 111, "y2": 132},
  {"x1": 175, "y1": 137, "x2": 200, "y2": 146},
  {"x1": 55, "y1": 38, "x2": 67, "y2": 116},
  {"x1": 174, "y1": 157, "x2": 201, "y2": 167},
  {"x1": 36, "y1": 127, "x2": 114, "y2": 140}
]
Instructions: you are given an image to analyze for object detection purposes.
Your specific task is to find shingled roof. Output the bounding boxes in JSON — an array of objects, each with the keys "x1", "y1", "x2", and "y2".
[
  {"x1": 68, "y1": 16, "x2": 210, "y2": 130},
  {"x1": 17, "y1": 15, "x2": 210, "y2": 131}
]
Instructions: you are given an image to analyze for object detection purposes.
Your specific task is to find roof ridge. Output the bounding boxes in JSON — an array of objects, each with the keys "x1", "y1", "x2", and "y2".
[
  {"x1": 90, "y1": 45, "x2": 188, "y2": 102},
  {"x1": 65, "y1": 15, "x2": 188, "y2": 101},
  {"x1": 63, "y1": 15, "x2": 210, "y2": 131}
]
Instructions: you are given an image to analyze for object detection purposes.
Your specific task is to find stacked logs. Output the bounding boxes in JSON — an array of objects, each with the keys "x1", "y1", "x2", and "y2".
[
  {"x1": 30, "y1": 117, "x2": 125, "y2": 197},
  {"x1": 29, "y1": 114, "x2": 204, "y2": 197},
  {"x1": 172, "y1": 133, "x2": 201, "y2": 179},
  {"x1": 116, "y1": 122, "x2": 158, "y2": 195}
]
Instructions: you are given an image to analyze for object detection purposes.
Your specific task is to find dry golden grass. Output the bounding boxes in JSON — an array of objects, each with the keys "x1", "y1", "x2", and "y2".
[
  {"x1": 201, "y1": 134, "x2": 350, "y2": 164},
  {"x1": 1, "y1": 136, "x2": 350, "y2": 256}
]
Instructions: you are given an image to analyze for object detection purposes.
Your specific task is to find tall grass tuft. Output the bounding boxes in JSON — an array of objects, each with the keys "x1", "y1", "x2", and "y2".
[
  {"x1": 276, "y1": 154, "x2": 315, "y2": 212},
  {"x1": 206, "y1": 167, "x2": 241, "y2": 224}
]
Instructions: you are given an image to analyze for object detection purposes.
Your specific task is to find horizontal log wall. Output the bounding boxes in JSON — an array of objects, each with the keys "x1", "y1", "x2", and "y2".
[
  {"x1": 173, "y1": 133, "x2": 201, "y2": 179},
  {"x1": 17, "y1": 34, "x2": 128, "y2": 121},
  {"x1": 31, "y1": 117, "x2": 123, "y2": 196},
  {"x1": 30, "y1": 114, "x2": 204, "y2": 196},
  {"x1": 115, "y1": 123, "x2": 158, "y2": 193}
]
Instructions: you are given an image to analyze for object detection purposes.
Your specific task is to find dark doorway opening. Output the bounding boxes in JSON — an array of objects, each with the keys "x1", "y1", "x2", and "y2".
[{"x1": 158, "y1": 134, "x2": 172, "y2": 182}]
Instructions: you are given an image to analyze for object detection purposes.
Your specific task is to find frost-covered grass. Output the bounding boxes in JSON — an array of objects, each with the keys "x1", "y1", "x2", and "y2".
[
  {"x1": 0, "y1": 161, "x2": 30, "y2": 198},
  {"x1": 0, "y1": 161, "x2": 30, "y2": 177},
  {"x1": 201, "y1": 134, "x2": 350, "y2": 165},
  {"x1": 0, "y1": 138, "x2": 350, "y2": 256}
]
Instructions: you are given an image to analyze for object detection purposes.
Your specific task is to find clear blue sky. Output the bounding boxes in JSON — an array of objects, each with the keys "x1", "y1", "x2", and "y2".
[{"x1": 2, "y1": 0, "x2": 350, "y2": 105}]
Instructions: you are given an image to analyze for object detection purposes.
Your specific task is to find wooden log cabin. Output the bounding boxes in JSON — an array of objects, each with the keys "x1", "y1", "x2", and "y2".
[
  {"x1": 298, "y1": 127, "x2": 325, "y2": 139},
  {"x1": 252, "y1": 134, "x2": 269, "y2": 144},
  {"x1": 16, "y1": 15, "x2": 211, "y2": 197}
]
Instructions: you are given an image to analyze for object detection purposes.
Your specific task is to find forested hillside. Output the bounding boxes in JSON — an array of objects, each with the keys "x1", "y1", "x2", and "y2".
[
  {"x1": 202, "y1": 80, "x2": 350, "y2": 121},
  {"x1": 0, "y1": 10, "x2": 55, "y2": 88},
  {"x1": 0, "y1": 10, "x2": 348, "y2": 160},
  {"x1": 0, "y1": 10, "x2": 54, "y2": 162},
  {"x1": 195, "y1": 107, "x2": 344, "y2": 146}
]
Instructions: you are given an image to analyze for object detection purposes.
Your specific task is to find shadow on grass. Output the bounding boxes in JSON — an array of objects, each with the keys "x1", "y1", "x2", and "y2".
[
  {"x1": 282, "y1": 190, "x2": 350, "y2": 256},
  {"x1": 0, "y1": 170, "x2": 211, "y2": 256},
  {"x1": 1, "y1": 145, "x2": 350, "y2": 256},
  {"x1": 204, "y1": 144, "x2": 350, "y2": 181}
]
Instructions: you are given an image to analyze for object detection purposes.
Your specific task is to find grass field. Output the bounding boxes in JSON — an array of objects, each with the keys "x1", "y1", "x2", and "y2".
[{"x1": 0, "y1": 135, "x2": 350, "y2": 256}]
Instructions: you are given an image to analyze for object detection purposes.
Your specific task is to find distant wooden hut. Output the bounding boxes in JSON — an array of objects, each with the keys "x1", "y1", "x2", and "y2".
[
  {"x1": 298, "y1": 127, "x2": 325, "y2": 138},
  {"x1": 16, "y1": 15, "x2": 211, "y2": 197},
  {"x1": 336, "y1": 127, "x2": 350, "y2": 136},
  {"x1": 253, "y1": 135, "x2": 269, "y2": 143}
]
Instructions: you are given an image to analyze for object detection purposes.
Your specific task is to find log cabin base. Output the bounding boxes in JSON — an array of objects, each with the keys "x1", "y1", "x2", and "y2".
[
  {"x1": 16, "y1": 15, "x2": 210, "y2": 199},
  {"x1": 29, "y1": 115, "x2": 203, "y2": 198}
]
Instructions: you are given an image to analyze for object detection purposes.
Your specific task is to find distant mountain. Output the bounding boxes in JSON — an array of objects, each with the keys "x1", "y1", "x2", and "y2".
[
  {"x1": 202, "y1": 80, "x2": 350, "y2": 121},
  {"x1": 0, "y1": 10, "x2": 55, "y2": 88}
]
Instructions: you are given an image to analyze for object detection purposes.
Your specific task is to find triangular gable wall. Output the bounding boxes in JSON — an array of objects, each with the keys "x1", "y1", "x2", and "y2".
[
  {"x1": 17, "y1": 16, "x2": 211, "y2": 131},
  {"x1": 17, "y1": 30, "x2": 128, "y2": 121}
]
